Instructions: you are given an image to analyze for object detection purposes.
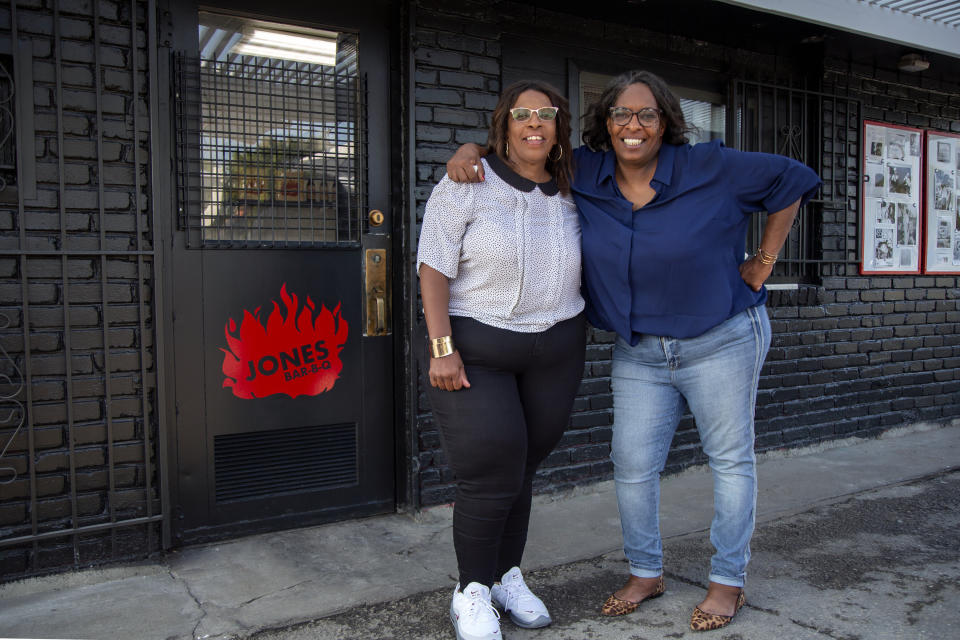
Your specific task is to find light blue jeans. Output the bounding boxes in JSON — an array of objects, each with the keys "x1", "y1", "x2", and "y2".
[{"x1": 611, "y1": 304, "x2": 771, "y2": 588}]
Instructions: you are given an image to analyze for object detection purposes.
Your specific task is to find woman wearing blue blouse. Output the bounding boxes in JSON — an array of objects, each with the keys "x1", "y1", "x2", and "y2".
[{"x1": 447, "y1": 70, "x2": 821, "y2": 632}]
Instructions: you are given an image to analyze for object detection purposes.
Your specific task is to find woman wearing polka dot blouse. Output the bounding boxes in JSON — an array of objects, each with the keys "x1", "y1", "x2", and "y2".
[{"x1": 416, "y1": 80, "x2": 586, "y2": 640}]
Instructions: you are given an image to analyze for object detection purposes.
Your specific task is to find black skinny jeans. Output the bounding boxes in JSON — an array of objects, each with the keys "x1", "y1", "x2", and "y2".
[{"x1": 425, "y1": 313, "x2": 586, "y2": 588}]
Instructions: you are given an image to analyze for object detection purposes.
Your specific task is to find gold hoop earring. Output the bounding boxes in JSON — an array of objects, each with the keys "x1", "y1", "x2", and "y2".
[
  {"x1": 549, "y1": 145, "x2": 563, "y2": 162},
  {"x1": 505, "y1": 142, "x2": 509, "y2": 158}
]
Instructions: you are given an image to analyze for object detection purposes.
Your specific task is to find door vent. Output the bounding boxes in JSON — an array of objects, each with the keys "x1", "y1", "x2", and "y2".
[{"x1": 214, "y1": 423, "x2": 358, "y2": 503}]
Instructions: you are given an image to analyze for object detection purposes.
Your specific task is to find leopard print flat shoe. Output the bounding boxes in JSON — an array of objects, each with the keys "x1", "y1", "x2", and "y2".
[
  {"x1": 600, "y1": 575, "x2": 665, "y2": 616},
  {"x1": 689, "y1": 590, "x2": 745, "y2": 631}
]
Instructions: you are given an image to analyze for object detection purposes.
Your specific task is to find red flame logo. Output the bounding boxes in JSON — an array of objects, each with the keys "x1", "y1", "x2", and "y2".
[{"x1": 221, "y1": 284, "x2": 348, "y2": 399}]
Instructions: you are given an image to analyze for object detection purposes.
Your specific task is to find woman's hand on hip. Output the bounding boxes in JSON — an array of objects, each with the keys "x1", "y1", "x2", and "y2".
[
  {"x1": 429, "y1": 351, "x2": 471, "y2": 391},
  {"x1": 446, "y1": 144, "x2": 485, "y2": 183},
  {"x1": 739, "y1": 255, "x2": 775, "y2": 292}
]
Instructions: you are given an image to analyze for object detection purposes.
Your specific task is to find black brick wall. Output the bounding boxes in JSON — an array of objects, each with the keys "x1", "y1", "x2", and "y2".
[
  {"x1": 412, "y1": 1, "x2": 620, "y2": 505},
  {"x1": 411, "y1": 0, "x2": 960, "y2": 507},
  {"x1": 2, "y1": 0, "x2": 957, "y2": 578},
  {"x1": 0, "y1": 0, "x2": 160, "y2": 580},
  {"x1": 775, "y1": 54, "x2": 960, "y2": 448}
]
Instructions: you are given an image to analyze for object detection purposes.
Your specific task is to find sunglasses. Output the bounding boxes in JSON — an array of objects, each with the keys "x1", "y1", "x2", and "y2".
[
  {"x1": 608, "y1": 106, "x2": 662, "y2": 127},
  {"x1": 509, "y1": 106, "x2": 559, "y2": 122}
]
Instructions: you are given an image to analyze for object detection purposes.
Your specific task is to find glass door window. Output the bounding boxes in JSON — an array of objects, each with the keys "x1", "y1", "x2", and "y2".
[{"x1": 176, "y1": 12, "x2": 363, "y2": 247}]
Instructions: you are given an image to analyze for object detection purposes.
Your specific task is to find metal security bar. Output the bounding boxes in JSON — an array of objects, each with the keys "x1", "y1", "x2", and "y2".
[
  {"x1": 734, "y1": 80, "x2": 861, "y2": 282},
  {"x1": 0, "y1": 55, "x2": 13, "y2": 189},
  {"x1": 0, "y1": 0, "x2": 163, "y2": 580},
  {"x1": 174, "y1": 33, "x2": 364, "y2": 248}
]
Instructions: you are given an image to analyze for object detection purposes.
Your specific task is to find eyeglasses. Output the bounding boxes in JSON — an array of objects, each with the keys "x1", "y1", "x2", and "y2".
[
  {"x1": 509, "y1": 106, "x2": 559, "y2": 122},
  {"x1": 608, "y1": 106, "x2": 662, "y2": 127}
]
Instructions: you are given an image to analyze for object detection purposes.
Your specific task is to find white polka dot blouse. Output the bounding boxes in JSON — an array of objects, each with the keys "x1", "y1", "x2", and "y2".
[{"x1": 417, "y1": 155, "x2": 585, "y2": 333}]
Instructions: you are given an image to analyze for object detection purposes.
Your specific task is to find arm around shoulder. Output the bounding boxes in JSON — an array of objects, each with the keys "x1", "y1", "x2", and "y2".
[{"x1": 446, "y1": 143, "x2": 487, "y2": 183}]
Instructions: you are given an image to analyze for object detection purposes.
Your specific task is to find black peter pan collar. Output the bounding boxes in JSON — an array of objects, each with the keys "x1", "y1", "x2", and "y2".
[{"x1": 487, "y1": 153, "x2": 559, "y2": 196}]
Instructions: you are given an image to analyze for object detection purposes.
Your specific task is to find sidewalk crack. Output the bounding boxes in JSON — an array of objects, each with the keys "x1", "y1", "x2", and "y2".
[
  {"x1": 170, "y1": 568, "x2": 209, "y2": 639},
  {"x1": 788, "y1": 617, "x2": 861, "y2": 639},
  {"x1": 239, "y1": 579, "x2": 314, "y2": 607}
]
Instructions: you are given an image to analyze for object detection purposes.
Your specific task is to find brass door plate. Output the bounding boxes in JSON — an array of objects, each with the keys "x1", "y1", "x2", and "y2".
[{"x1": 364, "y1": 248, "x2": 390, "y2": 336}]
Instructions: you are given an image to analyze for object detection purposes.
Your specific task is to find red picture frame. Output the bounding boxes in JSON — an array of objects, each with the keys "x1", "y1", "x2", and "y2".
[{"x1": 922, "y1": 130, "x2": 960, "y2": 274}]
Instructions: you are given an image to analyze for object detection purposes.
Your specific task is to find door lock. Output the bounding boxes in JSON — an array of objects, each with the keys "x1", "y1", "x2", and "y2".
[{"x1": 364, "y1": 248, "x2": 390, "y2": 336}]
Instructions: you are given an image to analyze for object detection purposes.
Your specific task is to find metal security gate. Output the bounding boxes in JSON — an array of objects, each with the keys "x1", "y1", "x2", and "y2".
[
  {"x1": 168, "y1": 2, "x2": 395, "y2": 543},
  {"x1": 734, "y1": 80, "x2": 862, "y2": 281},
  {"x1": 0, "y1": 0, "x2": 165, "y2": 579},
  {"x1": 174, "y1": 31, "x2": 365, "y2": 248}
]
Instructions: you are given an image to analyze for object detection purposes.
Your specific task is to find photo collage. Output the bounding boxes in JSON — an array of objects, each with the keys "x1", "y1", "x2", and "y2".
[
  {"x1": 862, "y1": 122, "x2": 921, "y2": 272},
  {"x1": 925, "y1": 132, "x2": 960, "y2": 273}
]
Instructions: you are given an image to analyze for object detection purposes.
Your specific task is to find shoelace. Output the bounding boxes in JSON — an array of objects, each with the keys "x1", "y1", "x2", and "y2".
[
  {"x1": 465, "y1": 592, "x2": 501, "y2": 623},
  {"x1": 499, "y1": 579, "x2": 539, "y2": 612}
]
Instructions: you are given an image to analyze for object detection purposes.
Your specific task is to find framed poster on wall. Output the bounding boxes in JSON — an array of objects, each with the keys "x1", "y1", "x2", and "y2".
[
  {"x1": 860, "y1": 121, "x2": 923, "y2": 274},
  {"x1": 923, "y1": 131, "x2": 960, "y2": 274}
]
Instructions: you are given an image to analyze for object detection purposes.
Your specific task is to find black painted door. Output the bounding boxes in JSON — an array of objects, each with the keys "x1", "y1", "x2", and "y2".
[{"x1": 169, "y1": 1, "x2": 394, "y2": 543}]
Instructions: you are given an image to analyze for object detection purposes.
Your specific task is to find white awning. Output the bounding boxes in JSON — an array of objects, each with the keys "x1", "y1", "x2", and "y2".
[{"x1": 714, "y1": 0, "x2": 960, "y2": 59}]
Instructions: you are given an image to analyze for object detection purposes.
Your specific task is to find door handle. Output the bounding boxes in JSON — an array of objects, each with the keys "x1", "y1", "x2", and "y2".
[
  {"x1": 364, "y1": 248, "x2": 390, "y2": 336},
  {"x1": 376, "y1": 296, "x2": 386, "y2": 332}
]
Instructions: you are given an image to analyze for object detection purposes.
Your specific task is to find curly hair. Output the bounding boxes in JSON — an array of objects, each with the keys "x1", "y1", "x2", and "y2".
[
  {"x1": 486, "y1": 80, "x2": 574, "y2": 195},
  {"x1": 581, "y1": 70, "x2": 695, "y2": 151}
]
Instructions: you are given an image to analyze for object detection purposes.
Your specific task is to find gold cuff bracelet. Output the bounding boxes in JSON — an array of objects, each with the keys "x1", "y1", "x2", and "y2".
[{"x1": 429, "y1": 335, "x2": 455, "y2": 358}]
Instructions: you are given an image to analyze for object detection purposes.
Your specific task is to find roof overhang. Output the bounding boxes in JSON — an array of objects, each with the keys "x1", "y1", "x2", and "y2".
[{"x1": 714, "y1": 0, "x2": 960, "y2": 59}]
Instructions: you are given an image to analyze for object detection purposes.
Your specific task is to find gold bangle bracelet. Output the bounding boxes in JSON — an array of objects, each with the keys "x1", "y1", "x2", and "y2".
[
  {"x1": 429, "y1": 335, "x2": 455, "y2": 358},
  {"x1": 755, "y1": 247, "x2": 778, "y2": 265}
]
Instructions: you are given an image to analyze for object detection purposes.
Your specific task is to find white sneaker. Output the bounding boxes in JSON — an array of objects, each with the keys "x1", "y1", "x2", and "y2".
[
  {"x1": 450, "y1": 582, "x2": 502, "y2": 640},
  {"x1": 491, "y1": 566, "x2": 552, "y2": 629}
]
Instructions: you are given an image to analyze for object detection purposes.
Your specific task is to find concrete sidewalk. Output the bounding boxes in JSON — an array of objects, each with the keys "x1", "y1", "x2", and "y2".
[
  {"x1": 1, "y1": 422, "x2": 958, "y2": 640},
  {"x1": 260, "y1": 454, "x2": 960, "y2": 640}
]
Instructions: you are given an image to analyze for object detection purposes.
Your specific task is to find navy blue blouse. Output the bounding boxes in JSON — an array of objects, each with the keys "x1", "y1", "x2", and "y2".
[{"x1": 572, "y1": 141, "x2": 822, "y2": 342}]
